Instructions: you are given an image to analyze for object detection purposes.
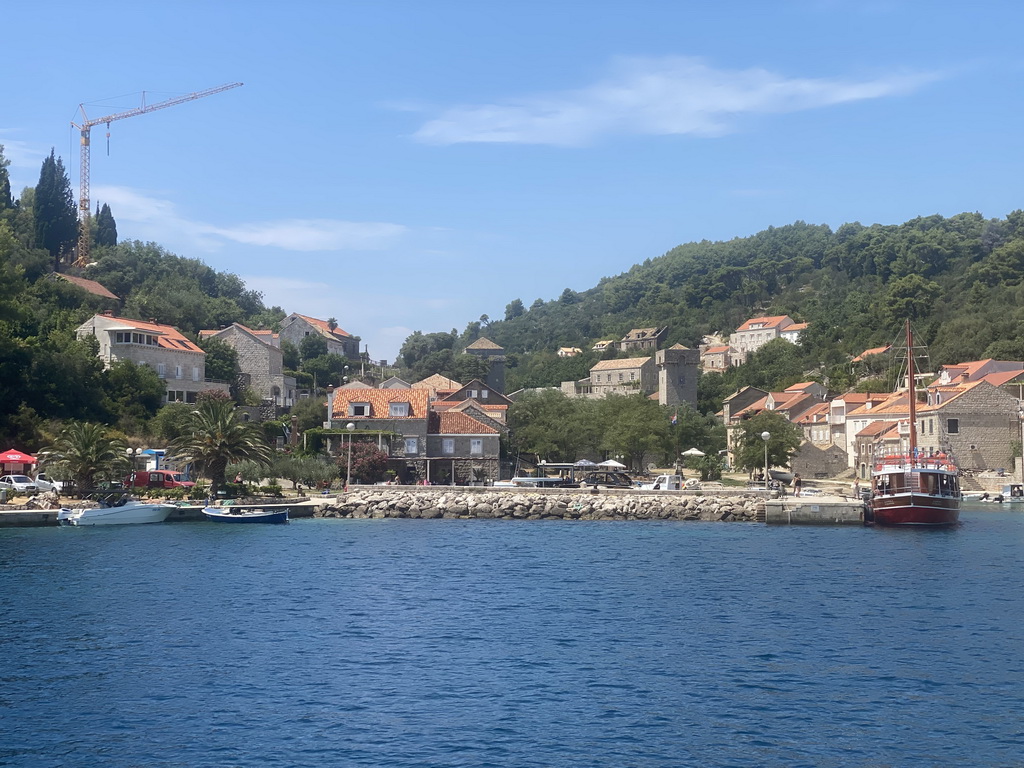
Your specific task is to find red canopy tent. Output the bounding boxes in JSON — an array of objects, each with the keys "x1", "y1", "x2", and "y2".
[{"x1": 0, "y1": 449, "x2": 38, "y2": 467}]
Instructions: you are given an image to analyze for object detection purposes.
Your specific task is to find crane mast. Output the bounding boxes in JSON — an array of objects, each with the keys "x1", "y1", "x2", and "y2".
[{"x1": 70, "y1": 82, "x2": 243, "y2": 267}]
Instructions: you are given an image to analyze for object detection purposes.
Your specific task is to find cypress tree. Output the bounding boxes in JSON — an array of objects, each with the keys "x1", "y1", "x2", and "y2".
[
  {"x1": 34, "y1": 149, "x2": 78, "y2": 265},
  {"x1": 0, "y1": 144, "x2": 12, "y2": 210},
  {"x1": 95, "y1": 202, "x2": 117, "y2": 247}
]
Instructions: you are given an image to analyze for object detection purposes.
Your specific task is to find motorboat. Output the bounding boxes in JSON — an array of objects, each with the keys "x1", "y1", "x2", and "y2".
[
  {"x1": 965, "y1": 485, "x2": 1024, "y2": 507},
  {"x1": 58, "y1": 498, "x2": 176, "y2": 526},
  {"x1": 202, "y1": 505, "x2": 289, "y2": 524},
  {"x1": 869, "y1": 321, "x2": 961, "y2": 527}
]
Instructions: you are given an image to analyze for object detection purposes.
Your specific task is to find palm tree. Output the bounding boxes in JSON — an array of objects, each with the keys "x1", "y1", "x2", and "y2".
[
  {"x1": 170, "y1": 400, "x2": 273, "y2": 498},
  {"x1": 40, "y1": 421, "x2": 130, "y2": 494}
]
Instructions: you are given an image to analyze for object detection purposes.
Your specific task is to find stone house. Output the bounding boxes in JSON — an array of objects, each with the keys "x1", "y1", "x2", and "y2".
[
  {"x1": 700, "y1": 344, "x2": 735, "y2": 372},
  {"x1": 76, "y1": 312, "x2": 229, "y2": 404},
  {"x1": 326, "y1": 385, "x2": 501, "y2": 484},
  {"x1": 279, "y1": 313, "x2": 360, "y2": 359},
  {"x1": 620, "y1": 327, "x2": 667, "y2": 352},
  {"x1": 587, "y1": 357, "x2": 657, "y2": 398},
  {"x1": 557, "y1": 347, "x2": 582, "y2": 357},
  {"x1": 791, "y1": 442, "x2": 849, "y2": 480},
  {"x1": 199, "y1": 323, "x2": 296, "y2": 408},
  {"x1": 728, "y1": 315, "x2": 805, "y2": 365}
]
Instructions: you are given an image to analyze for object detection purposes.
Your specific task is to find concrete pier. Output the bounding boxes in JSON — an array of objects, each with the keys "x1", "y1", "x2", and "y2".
[{"x1": 764, "y1": 495, "x2": 865, "y2": 525}]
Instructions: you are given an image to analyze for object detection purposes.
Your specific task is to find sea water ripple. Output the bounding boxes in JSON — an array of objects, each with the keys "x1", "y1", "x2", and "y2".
[{"x1": 1, "y1": 509, "x2": 1023, "y2": 767}]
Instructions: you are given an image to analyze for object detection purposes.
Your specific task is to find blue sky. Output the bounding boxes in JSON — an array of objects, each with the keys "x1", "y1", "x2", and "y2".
[{"x1": 5, "y1": 1, "x2": 1024, "y2": 362}]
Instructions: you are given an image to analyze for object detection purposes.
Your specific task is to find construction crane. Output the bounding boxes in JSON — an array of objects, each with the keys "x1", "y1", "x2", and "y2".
[{"x1": 70, "y1": 82, "x2": 243, "y2": 267}]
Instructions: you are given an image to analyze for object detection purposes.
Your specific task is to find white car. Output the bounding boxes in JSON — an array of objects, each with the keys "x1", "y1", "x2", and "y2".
[
  {"x1": 0, "y1": 474, "x2": 38, "y2": 494},
  {"x1": 34, "y1": 473, "x2": 66, "y2": 493}
]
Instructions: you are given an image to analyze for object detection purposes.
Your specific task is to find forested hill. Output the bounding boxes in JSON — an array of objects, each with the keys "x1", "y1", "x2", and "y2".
[{"x1": 419, "y1": 211, "x2": 1024, "y2": 395}]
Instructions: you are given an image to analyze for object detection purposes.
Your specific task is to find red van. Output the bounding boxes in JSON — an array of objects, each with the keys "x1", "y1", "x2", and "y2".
[{"x1": 126, "y1": 470, "x2": 195, "y2": 489}]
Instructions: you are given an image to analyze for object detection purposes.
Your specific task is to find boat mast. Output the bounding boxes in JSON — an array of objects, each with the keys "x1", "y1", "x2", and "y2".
[{"x1": 906, "y1": 319, "x2": 917, "y2": 461}]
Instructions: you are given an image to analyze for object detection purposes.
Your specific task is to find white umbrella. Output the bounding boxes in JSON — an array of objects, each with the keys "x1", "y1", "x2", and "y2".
[
  {"x1": 681, "y1": 448, "x2": 706, "y2": 457},
  {"x1": 598, "y1": 460, "x2": 626, "y2": 469}
]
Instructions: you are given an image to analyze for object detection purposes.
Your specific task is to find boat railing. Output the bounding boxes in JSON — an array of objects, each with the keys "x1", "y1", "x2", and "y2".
[{"x1": 872, "y1": 453, "x2": 957, "y2": 473}]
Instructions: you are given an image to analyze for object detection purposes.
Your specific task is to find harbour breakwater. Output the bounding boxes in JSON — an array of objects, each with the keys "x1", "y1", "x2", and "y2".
[{"x1": 313, "y1": 487, "x2": 765, "y2": 522}]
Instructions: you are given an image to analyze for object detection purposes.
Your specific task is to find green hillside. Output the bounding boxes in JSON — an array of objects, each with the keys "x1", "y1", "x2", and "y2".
[{"x1": 407, "y1": 211, "x2": 1024, "y2": 403}]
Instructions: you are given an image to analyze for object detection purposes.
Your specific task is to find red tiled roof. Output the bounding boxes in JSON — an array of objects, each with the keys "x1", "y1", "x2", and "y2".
[
  {"x1": 429, "y1": 411, "x2": 499, "y2": 435},
  {"x1": 98, "y1": 315, "x2": 203, "y2": 353},
  {"x1": 703, "y1": 345, "x2": 731, "y2": 354},
  {"x1": 331, "y1": 388, "x2": 430, "y2": 419},
  {"x1": 735, "y1": 315, "x2": 792, "y2": 333},
  {"x1": 56, "y1": 273, "x2": 119, "y2": 301},
  {"x1": 295, "y1": 313, "x2": 351, "y2": 339},
  {"x1": 852, "y1": 345, "x2": 891, "y2": 362}
]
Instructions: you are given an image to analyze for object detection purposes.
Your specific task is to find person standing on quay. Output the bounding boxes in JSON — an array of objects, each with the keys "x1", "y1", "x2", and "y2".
[{"x1": 793, "y1": 473, "x2": 802, "y2": 496}]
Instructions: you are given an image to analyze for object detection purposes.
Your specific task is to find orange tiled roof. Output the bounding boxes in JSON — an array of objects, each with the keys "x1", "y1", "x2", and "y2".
[
  {"x1": 852, "y1": 345, "x2": 891, "y2": 362},
  {"x1": 735, "y1": 315, "x2": 792, "y2": 333},
  {"x1": 703, "y1": 345, "x2": 731, "y2": 354},
  {"x1": 295, "y1": 313, "x2": 352, "y2": 339},
  {"x1": 429, "y1": 411, "x2": 499, "y2": 435},
  {"x1": 99, "y1": 315, "x2": 203, "y2": 354},
  {"x1": 331, "y1": 388, "x2": 430, "y2": 419},
  {"x1": 56, "y1": 273, "x2": 119, "y2": 300}
]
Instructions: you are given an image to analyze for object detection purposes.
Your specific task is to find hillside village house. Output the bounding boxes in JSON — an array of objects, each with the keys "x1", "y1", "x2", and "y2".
[
  {"x1": 326, "y1": 383, "x2": 502, "y2": 484},
  {"x1": 620, "y1": 327, "x2": 667, "y2": 352},
  {"x1": 557, "y1": 347, "x2": 582, "y2": 358},
  {"x1": 199, "y1": 323, "x2": 297, "y2": 408},
  {"x1": 700, "y1": 344, "x2": 735, "y2": 372},
  {"x1": 722, "y1": 383, "x2": 825, "y2": 467},
  {"x1": 279, "y1": 313, "x2": 360, "y2": 359},
  {"x1": 729, "y1": 315, "x2": 806, "y2": 365},
  {"x1": 592, "y1": 340, "x2": 616, "y2": 353},
  {"x1": 76, "y1": 312, "x2": 229, "y2": 404}
]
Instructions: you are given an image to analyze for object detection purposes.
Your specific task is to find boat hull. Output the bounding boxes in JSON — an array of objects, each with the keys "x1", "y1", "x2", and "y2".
[
  {"x1": 871, "y1": 493, "x2": 960, "y2": 526},
  {"x1": 202, "y1": 506, "x2": 289, "y2": 524},
  {"x1": 62, "y1": 502, "x2": 175, "y2": 526}
]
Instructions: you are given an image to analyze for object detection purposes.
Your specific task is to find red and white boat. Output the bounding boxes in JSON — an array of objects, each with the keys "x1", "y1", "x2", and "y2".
[{"x1": 869, "y1": 321, "x2": 961, "y2": 527}]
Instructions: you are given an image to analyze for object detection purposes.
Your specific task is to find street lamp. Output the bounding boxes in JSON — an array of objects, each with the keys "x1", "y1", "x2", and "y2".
[
  {"x1": 761, "y1": 431, "x2": 771, "y2": 492},
  {"x1": 346, "y1": 422, "x2": 355, "y2": 490}
]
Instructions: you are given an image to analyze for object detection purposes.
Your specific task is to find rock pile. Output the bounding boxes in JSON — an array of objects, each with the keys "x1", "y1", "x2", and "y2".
[{"x1": 313, "y1": 488, "x2": 763, "y2": 522}]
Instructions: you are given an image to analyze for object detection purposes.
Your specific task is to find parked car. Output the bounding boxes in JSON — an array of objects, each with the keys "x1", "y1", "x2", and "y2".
[
  {"x1": 125, "y1": 470, "x2": 195, "y2": 490},
  {"x1": 0, "y1": 474, "x2": 38, "y2": 494},
  {"x1": 34, "y1": 472, "x2": 67, "y2": 493}
]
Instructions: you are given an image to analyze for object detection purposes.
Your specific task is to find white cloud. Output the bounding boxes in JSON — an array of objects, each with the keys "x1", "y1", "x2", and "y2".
[
  {"x1": 94, "y1": 186, "x2": 406, "y2": 252},
  {"x1": 413, "y1": 56, "x2": 941, "y2": 146},
  {"x1": 205, "y1": 220, "x2": 406, "y2": 251}
]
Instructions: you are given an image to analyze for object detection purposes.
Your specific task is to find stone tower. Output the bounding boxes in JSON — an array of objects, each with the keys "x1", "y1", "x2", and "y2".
[
  {"x1": 656, "y1": 344, "x2": 699, "y2": 407},
  {"x1": 464, "y1": 337, "x2": 506, "y2": 394}
]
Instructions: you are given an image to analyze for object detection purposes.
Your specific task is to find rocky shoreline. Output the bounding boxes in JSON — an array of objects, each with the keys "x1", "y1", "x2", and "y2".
[{"x1": 313, "y1": 487, "x2": 764, "y2": 522}]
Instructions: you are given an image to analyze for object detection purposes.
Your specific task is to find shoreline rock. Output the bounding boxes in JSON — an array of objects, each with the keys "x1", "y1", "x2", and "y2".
[{"x1": 312, "y1": 487, "x2": 763, "y2": 522}]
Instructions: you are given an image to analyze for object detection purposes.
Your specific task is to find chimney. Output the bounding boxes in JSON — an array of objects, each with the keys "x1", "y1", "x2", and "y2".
[{"x1": 102, "y1": 310, "x2": 114, "y2": 317}]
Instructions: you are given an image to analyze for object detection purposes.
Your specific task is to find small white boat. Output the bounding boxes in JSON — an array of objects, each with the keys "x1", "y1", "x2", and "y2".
[{"x1": 58, "y1": 498, "x2": 176, "y2": 526}]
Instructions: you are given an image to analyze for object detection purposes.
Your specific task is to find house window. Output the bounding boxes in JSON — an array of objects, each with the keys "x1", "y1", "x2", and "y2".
[
  {"x1": 618, "y1": 373, "x2": 624, "y2": 382},
  {"x1": 629, "y1": 371, "x2": 636, "y2": 381},
  {"x1": 470, "y1": 439, "x2": 483, "y2": 455},
  {"x1": 947, "y1": 418, "x2": 959, "y2": 434},
  {"x1": 404, "y1": 437, "x2": 418, "y2": 455},
  {"x1": 929, "y1": 419, "x2": 934, "y2": 435},
  {"x1": 481, "y1": 390, "x2": 489, "y2": 399},
  {"x1": 349, "y1": 403, "x2": 370, "y2": 417},
  {"x1": 468, "y1": 390, "x2": 478, "y2": 399},
  {"x1": 157, "y1": 363, "x2": 166, "y2": 378},
  {"x1": 192, "y1": 367, "x2": 200, "y2": 382},
  {"x1": 442, "y1": 438, "x2": 455, "y2": 455},
  {"x1": 389, "y1": 402, "x2": 409, "y2": 417},
  {"x1": 175, "y1": 365, "x2": 183, "y2": 379}
]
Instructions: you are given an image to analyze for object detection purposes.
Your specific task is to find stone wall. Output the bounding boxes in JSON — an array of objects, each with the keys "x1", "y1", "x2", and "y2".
[{"x1": 313, "y1": 487, "x2": 764, "y2": 521}]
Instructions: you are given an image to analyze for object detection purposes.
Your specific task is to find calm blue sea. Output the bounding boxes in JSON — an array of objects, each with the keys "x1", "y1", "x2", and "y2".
[{"x1": 2, "y1": 508, "x2": 1023, "y2": 767}]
